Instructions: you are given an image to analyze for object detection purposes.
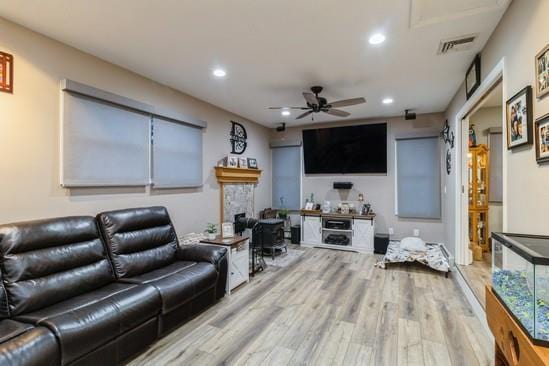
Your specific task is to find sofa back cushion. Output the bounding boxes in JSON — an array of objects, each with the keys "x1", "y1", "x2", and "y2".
[
  {"x1": 0, "y1": 216, "x2": 114, "y2": 316},
  {"x1": 97, "y1": 206, "x2": 179, "y2": 278}
]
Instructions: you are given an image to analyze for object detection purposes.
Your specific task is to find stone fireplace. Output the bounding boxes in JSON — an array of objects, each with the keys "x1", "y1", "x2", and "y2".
[{"x1": 215, "y1": 166, "x2": 262, "y2": 223}]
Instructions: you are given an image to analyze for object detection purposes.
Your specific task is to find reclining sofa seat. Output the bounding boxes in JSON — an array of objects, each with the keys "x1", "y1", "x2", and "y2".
[
  {"x1": 0, "y1": 216, "x2": 162, "y2": 366},
  {"x1": 96, "y1": 206, "x2": 228, "y2": 335},
  {"x1": 0, "y1": 270, "x2": 60, "y2": 366}
]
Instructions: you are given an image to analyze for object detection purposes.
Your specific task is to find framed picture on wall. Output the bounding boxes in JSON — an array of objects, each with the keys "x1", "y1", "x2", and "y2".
[
  {"x1": 238, "y1": 157, "x2": 248, "y2": 168},
  {"x1": 536, "y1": 44, "x2": 549, "y2": 99},
  {"x1": 465, "y1": 55, "x2": 481, "y2": 100},
  {"x1": 535, "y1": 113, "x2": 549, "y2": 164},
  {"x1": 506, "y1": 86, "x2": 533, "y2": 149},
  {"x1": 0, "y1": 51, "x2": 14, "y2": 94}
]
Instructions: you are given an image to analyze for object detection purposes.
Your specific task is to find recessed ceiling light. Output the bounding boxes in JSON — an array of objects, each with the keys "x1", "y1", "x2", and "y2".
[
  {"x1": 213, "y1": 68, "x2": 226, "y2": 78},
  {"x1": 281, "y1": 110, "x2": 291, "y2": 116},
  {"x1": 382, "y1": 97, "x2": 394, "y2": 104},
  {"x1": 369, "y1": 33, "x2": 386, "y2": 45}
]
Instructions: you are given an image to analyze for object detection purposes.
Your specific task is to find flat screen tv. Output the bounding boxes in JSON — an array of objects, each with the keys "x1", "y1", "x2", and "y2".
[{"x1": 302, "y1": 123, "x2": 387, "y2": 174}]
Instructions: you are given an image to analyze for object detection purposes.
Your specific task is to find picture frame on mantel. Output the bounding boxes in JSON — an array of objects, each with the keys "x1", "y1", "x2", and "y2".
[
  {"x1": 506, "y1": 86, "x2": 533, "y2": 149},
  {"x1": 465, "y1": 54, "x2": 481, "y2": 100}
]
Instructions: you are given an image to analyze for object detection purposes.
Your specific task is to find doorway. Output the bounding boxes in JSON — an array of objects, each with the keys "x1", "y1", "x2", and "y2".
[{"x1": 457, "y1": 80, "x2": 504, "y2": 309}]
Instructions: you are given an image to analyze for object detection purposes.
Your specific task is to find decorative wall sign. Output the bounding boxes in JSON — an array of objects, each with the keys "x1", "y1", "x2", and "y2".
[
  {"x1": 506, "y1": 86, "x2": 533, "y2": 149},
  {"x1": 534, "y1": 113, "x2": 549, "y2": 164},
  {"x1": 465, "y1": 55, "x2": 481, "y2": 100},
  {"x1": 440, "y1": 119, "x2": 454, "y2": 148},
  {"x1": 446, "y1": 149, "x2": 452, "y2": 175},
  {"x1": 536, "y1": 44, "x2": 549, "y2": 99},
  {"x1": 230, "y1": 121, "x2": 247, "y2": 154},
  {"x1": 0, "y1": 51, "x2": 14, "y2": 94}
]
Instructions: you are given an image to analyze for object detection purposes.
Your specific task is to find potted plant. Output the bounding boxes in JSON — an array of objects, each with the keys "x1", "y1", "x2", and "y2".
[
  {"x1": 278, "y1": 197, "x2": 289, "y2": 220},
  {"x1": 205, "y1": 223, "x2": 217, "y2": 240}
]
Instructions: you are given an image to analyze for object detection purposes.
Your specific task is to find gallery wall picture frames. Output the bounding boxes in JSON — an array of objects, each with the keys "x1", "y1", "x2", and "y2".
[
  {"x1": 0, "y1": 51, "x2": 13, "y2": 94},
  {"x1": 534, "y1": 113, "x2": 549, "y2": 164},
  {"x1": 506, "y1": 86, "x2": 533, "y2": 149},
  {"x1": 535, "y1": 44, "x2": 549, "y2": 99},
  {"x1": 465, "y1": 55, "x2": 481, "y2": 100}
]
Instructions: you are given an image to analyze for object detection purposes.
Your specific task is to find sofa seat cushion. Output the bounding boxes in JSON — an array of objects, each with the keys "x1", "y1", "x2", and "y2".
[
  {"x1": 0, "y1": 321, "x2": 59, "y2": 366},
  {"x1": 16, "y1": 282, "x2": 160, "y2": 365},
  {"x1": 0, "y1": 320, "x2": 34, "y2": 343},
  {"x1": 123, "y1": 261, "x2": 217, "y2": 314}
]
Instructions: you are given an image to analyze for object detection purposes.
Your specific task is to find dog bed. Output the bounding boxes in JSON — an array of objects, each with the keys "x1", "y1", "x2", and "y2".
[{"x1": 375, "y1": 240, "x2": 450, "y2": 276}]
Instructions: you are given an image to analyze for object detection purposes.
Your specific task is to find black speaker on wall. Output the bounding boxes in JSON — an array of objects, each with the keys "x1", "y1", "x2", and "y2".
[{"x1": 333, "y1": 182, "x2": 353, "y2": 190}]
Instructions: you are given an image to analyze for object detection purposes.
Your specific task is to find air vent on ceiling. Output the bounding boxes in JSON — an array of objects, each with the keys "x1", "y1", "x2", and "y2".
[{"x1": 437, "y1": 34, "x2": 477, "y2": 55}]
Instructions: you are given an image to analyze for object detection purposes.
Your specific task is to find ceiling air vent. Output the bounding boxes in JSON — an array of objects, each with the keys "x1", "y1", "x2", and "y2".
[{"x1": 437, "y1": 34, "x2": 477, "y2": 55}]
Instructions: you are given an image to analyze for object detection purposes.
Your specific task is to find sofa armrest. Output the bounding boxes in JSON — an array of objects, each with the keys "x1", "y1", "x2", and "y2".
[
  {"x1": 177, "y1": 244, "x2": 227, "y2": 269},
  {"x1": 177, "y1": 244, "x2": 228, "y2": 300}
]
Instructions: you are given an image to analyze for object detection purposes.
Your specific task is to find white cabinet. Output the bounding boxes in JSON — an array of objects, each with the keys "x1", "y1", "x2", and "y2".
[
  {"x1": 352, "y1": 218, "x2": 374, "y2": 252},
  {"x1": 229, "y1": 244, "x2": 249, "y2": 293},
  {"x1": 200, "y1": 236, "x2": 249, "y2": 295},
  {"x1": 302, "y1": 216, "x2": 322, "y2": 244}
]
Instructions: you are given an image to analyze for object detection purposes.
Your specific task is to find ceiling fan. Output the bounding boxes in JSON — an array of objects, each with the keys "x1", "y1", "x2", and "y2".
[{"x1": 269, "y1": 86, "x2": 366, "y2": 120}]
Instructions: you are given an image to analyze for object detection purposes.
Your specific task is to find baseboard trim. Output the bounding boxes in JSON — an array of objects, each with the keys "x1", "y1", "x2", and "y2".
[{"x1": 454, "y1": 266, "x2": 494, "y2": 342}]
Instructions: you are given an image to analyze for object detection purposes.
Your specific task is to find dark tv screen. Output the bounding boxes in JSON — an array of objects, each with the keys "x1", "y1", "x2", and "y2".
[{"x1": 302, "y1": 123, "x2": 387, "y2": 174}]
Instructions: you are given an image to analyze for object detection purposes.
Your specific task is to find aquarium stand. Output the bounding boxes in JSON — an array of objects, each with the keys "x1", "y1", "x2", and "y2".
[{"x1": 486, "y1": 286, "x2": 549, "y2": 365}]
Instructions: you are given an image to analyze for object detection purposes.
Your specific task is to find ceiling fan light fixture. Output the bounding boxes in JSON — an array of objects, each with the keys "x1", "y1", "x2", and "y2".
[
  {"x1": 212, "y1": 68, "x2": 226, "y2": 78},
  {"x1": 281, "y1": 109, "x2": 291, "y2": 116},
  {"x1": 369, "y1": 33, "x2": 386, "y2": 45},
  {"x1": 382, "y1": 97, "x2": 393, "y2": 104}
]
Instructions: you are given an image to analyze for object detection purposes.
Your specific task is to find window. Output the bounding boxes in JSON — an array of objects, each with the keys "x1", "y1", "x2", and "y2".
[
  {"x1": 62, "y1": 92, "x2": 150, "y2": 187},
  {"x1": 152, "y1": 117, "x2": 203, "y2": 188},
  {"x1": 272, "y1": 145, "x2": 301, "y2": 209},
  {"x1": 395, "y1": 136, "x2": 441, "y2": 219}
]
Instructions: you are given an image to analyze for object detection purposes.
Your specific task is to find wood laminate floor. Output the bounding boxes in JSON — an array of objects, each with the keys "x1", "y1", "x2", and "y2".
[
  {"x1": 457, "y1": 253, "x2": 491, "y2": 309},
  {"x1": 128, "y1": 247, "x2": 493, "y2": 366}
]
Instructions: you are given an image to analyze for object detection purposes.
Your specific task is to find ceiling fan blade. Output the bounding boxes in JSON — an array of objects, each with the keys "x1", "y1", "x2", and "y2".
[
  {"x1": 327, "y1": 97, "x2": 366, "y2": 108},
  {"x1": 324, "y1": 109, "x2": 351, "y2": 117},
  {"x1": 268, "y1": 107, "x2": 308, "y2": 110},
  {"x1": 303, "y1": 92, "x2": 319, "y2": 106},
  {"x1": 296, "y1": 110, "x2": 313, "y2": 120}
]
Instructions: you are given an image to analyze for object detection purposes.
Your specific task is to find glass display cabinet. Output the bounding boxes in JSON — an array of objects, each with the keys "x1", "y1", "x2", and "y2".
[
  {"x1": 492, "y1": 232, "x2": 549, "y2": 345},
  {"x1": 468, "y1": 144, "x2": 490, "y2": 253}
]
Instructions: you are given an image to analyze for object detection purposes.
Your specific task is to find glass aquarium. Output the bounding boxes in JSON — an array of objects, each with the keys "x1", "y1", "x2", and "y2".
[{"x1": 492, "y1": 232, "x2": 549, "y2": 345}]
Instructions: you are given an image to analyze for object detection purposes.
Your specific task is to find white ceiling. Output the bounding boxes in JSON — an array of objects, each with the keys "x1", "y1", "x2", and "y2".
[{"x1": 0, "y1": 0, "x2": 511, "y2": 127}]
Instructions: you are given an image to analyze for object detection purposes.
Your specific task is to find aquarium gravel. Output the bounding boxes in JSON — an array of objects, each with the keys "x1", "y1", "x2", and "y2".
[{"x1": 493, "y1": 270, "x2": 549, "y2": 341}]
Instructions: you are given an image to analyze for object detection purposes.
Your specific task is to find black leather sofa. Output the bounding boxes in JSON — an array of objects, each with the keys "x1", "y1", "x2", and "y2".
[{"x1": 0, "y1": 207, "x2": 227, "y2": 366}]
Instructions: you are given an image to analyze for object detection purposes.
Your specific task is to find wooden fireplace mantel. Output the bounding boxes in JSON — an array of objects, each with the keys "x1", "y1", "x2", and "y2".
[{"x1": 215, "y1": 166, "x2": 262, "y2": 184}]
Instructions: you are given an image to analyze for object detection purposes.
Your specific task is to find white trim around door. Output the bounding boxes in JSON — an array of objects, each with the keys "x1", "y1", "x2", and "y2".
[{"x1": 453, "y1": 57, "x2": 507, "y2": 266}]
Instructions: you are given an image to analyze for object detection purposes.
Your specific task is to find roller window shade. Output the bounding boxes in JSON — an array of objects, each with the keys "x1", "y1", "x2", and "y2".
[
  {"x1": 272, "y1": 146, "x2": 301, "y2": 210},
  {"x1": 396, "y1": 136, "x2": 441, "y2": 219},
  {"x1": 61, "y1": 92, "x2": 150, "y2": 187},
  {"x1": 151, "y1": 117, "x2": 203, "y2": 188}
]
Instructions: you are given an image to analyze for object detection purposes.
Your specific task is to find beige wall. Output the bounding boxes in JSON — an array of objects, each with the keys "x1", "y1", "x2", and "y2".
[
  {"x1": 0, "y1": 17, "x2": 272, "y2": 234},
  {"x1": 444, "y1": 0, "x2": 549, "y2": 255},
  {"x1": 469, "y1": 106, "x2": 502, "y2": 146},
  {"x1": 271, "y1": 113, "x2": 446, "y2": 243}
]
